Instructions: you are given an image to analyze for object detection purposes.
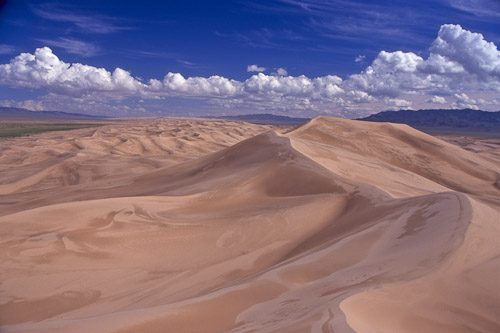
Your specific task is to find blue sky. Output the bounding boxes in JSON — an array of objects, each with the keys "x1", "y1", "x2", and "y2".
[{"x1": 0, "y1": 0, "x2": 499, "y2": 117}]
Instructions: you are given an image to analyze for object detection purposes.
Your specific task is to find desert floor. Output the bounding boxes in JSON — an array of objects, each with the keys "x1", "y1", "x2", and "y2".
[{"x1": 1, "y1": 117, "x2": 499, "y2": 333}]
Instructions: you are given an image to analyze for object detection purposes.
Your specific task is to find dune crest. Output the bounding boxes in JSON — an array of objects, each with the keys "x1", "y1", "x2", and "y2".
[{"x1": 1, "y1": 117, "x2": 499, "y2": 332}]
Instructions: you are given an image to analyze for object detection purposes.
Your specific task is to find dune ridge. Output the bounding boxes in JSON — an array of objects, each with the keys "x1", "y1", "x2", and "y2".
[{"x1": 0, "y1": 117, "x2": 499, "y2": 332}]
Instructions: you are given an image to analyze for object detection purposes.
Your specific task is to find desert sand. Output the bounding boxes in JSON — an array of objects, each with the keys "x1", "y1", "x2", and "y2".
[{"x1": 0, "y1": 117, "x2": 499, "y2": 333}]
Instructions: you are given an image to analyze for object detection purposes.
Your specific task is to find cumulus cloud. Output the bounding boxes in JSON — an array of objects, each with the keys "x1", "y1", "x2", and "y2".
[
  {"x1": 152, "y1": 72, "x2": 240, "y2": 97},
  {"x1": 347, "y1": 24, "x2": 500, "y2": 98},
  {"x1": 247, "y1": 64, "x2": 266, "y2": 73},
  {"x1": 0, "y1": 47, "x2": 144, "y2": 94},
  {"x1": 275, "y1": 67, "x2": 288, "y2": 76},
  {"x1": 0, "y1": 24, "x2": 498, "y2": 116},
  {"x1": 347, "y1": 50, "x2": 426, "y2": 97},
  {"x1": 384, "y1": 97, "x2": 413, "y2": 110},
  {"x1": 430, "y1": 24, "x2": 500, "y2": 79},
  {"x1": 243, "y1": 73, "x2": 344, "y2": 99},
  {"x1": 427, "y1": 95, "x2": 447, "y2": 104},
  {"x1": 453, "y1": 92, "x2": 479, "y2": 109},
  {"x1": 0, "y1": 99, "x2": 45, "y2": 111},
  {"x1": 418, "y1": 54, "x2": 464, "y2": 75},
  {"x1": 345, "y1": 90, "x2": 373, "y2": 103}
]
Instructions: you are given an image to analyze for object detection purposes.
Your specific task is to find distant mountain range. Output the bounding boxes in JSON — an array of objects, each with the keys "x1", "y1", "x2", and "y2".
[
  {"x1": 0, "y1": 107, "x2": 109, "y2": 120},
  {"x1": 216, "y1": 113, "x2": 310, "y2": 125},
  {"x1": 360, "y1": 109, "x2": 500, "y2": 132},
  {"x1": 1, "y1": 108, "x2": 308, "y2": 125},
  {"x1": 3, "y1": 107, "x2": 500, "y2": 134}
]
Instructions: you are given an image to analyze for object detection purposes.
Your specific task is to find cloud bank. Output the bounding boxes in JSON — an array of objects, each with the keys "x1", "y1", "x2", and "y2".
[{"x1": 0, "y1": 24, "x2": 498, "y2": 116}]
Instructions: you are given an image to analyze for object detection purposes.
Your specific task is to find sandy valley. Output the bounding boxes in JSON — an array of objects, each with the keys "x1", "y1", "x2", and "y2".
[{"x1": 0, "y1": 117, "x2": 499, "y2": 332}]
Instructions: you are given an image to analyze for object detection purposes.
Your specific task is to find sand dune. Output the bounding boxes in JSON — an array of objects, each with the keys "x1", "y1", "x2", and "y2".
[
  {"x1": 438, "y1": 134, "x2": 500, "y2": 165},
  {"x1": 1, "y1": 117, "x2": 499, "y2": 332},
  {"x1": 0, "y1": 119, "x2": 274, "y2": 196}
]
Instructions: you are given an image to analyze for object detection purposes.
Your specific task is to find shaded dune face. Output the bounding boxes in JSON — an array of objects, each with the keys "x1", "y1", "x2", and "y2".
[{"x1": 0, "y1": 118, "x2": 499, "y2": 333}]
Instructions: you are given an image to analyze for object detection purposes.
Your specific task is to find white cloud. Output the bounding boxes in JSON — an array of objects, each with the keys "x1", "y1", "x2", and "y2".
[
  {"x1": 346, "y1": 51, "x2": 426, "y2": 97},
  {"x1": 244, "y1": 73, "x2": 311, "y2": 95},
  {"x1": 345, "y1": 90, "x2": 373, "y2": 103},
  {"x1": 427, "y1": 95, "x2": 447, "y2": 104},
  {"x1": 355, "y1": 55, "x2": 365, "y2": 63},
  {"x1": 0, "y1": 24, "x2": 498, "y2": 116},
  {"x1": 0, "y1": 47, "x2": 144, "y2": 94},
  {"x1": 346, "y1": 24, "x2": 500, "y2": 98},
  {"x1": 377, "y1": 51, "x2": 423, "y2": 73},
  {"x1": 430, "y1": 24, "x2": 500, "y2": 79},
  {"x1": 453, "y1": 92, "x2": 479, "y2": 109},
  {"x1": 247, "y1": 64, "x2": 266, "y2": 73},
  {"x1": 275, "y1": 67, "x2": 288, "y2": 76},
  {"x1": 418, "y1": 54, "x2": 464, "y2": 74},
  {"x1": 243, "y1": 73, "x2": 344, "y2": 99},
  {"x1": 156, "y1": 72, "x2": 240, "y2": 97},
  {"x1": 0, "y1": 99, "x2": 45, "y2": 111},
  {"x1": 384, "y1": 97, "x2": 413, "y2": 110}
]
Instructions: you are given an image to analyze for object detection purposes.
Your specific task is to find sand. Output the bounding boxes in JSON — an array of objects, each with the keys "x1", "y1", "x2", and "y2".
[{"x1": 0, "y1": 117, "x2": 499, "y2": 332}]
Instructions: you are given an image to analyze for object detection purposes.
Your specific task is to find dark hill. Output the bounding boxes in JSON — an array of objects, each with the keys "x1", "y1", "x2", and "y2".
[
  {"x1": 0, "y1": 107, "x2": 109, "y2": 120},
  {"x1": 217, "y1": 113, "x2": 310, "y2": 125},
  {"x1": 360, "y1": 109, "x2": 500, "y2": 133}
]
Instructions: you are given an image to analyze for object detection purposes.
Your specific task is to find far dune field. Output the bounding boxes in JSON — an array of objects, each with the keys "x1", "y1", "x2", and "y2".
[{"x1": 0, "y1": 117, "x2": 499, "y2": 333}]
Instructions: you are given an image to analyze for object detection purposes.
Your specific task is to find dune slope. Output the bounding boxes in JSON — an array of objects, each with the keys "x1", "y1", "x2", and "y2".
[{"x1": 0, "y1": 117, "x2": 499, "y2": 332}]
